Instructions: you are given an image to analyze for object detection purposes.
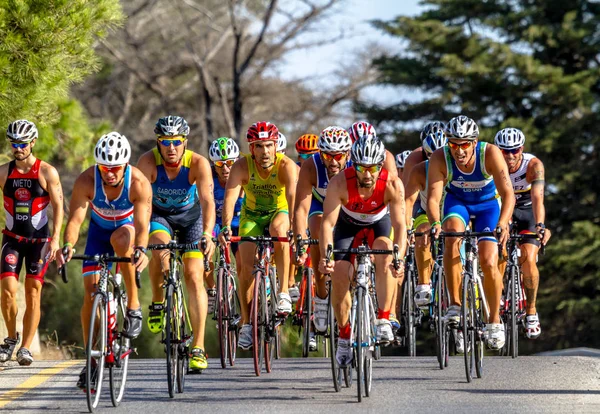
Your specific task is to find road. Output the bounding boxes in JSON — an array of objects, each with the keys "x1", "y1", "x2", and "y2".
[{"x1": 1, "y1": 356, "x2": 599, "y2": 413}]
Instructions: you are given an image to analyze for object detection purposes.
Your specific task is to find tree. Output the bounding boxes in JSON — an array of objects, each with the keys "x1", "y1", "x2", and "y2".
[{"x1": 362, "y1": 0, "x2": 600, "y2": 352}]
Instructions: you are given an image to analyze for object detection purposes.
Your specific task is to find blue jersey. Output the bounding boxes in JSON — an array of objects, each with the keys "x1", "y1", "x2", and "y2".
[
  {"x1": 213, "y1": 172, "x2": 243, "y2": 228},
  {"x1": 444, "y1": 141, "x2": 498, "y2": 204},
  {"x1": 151, "y1": 148, "x2": 199, "y2": 214},
  {"x1": 90, "y1": 165, "x2": 134, "y2": 230},
  {"x1": 311, "y1": 153, "x2": 352, "y2": 203}
]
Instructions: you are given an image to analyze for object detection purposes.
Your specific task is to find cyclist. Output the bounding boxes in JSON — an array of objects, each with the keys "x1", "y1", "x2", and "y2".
[
  {"x1": 404, "y1": 130, "x2": 447, "y2": 308},
  {"x1": 319, "y1": 134, "x2": 407, "y2": 367},
  {"x1": 294, "y1": 126, "x2": 352, "y2": 351},
  {"x1": 395, "y1": 150, "x2": 411, "y2": 181},
  {"x1": 348, "y1": 121, "x2": 398, "y2": 177},
  {"x1": 137, "y1": 115, "x2": 216, "y2": 372},
  {"x1": 295, "y1": 133, "x2": 319, "y2": 167},
  {"x1": 402, "y1": 121, "x2": 446, "y2": 183},
  {"x1": 205, "y1": 137, "x2": 244, "y2": 314},
  {"x1": 0, "y1": 120, "x2": 64, "y2": 366},
  {"x1": 427, "y1": 115, "x2": 515, "y2": 351},
  {"x1": 218, "y1": 121, "x2": 298, "y2": 350},
  {"x1": 494, "y1": 128, "x2": 551, "y2": 339},
  {"x1": 59, "y1": 132, "x2": 152, "y2": 387}
]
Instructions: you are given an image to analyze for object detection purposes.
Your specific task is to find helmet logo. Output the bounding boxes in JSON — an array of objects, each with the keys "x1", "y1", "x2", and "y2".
[{"x1": 259, "y1": 131, "x2": 269, "y2": 139}]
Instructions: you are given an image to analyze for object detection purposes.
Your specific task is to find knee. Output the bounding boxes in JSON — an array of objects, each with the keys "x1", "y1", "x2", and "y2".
[
  {"x1": 479, "y1": 257, "x2": 498, "y2": 274},
  {"x1": 1, "y1": 286, "x2": 17, "y2": 302},
  {"x1": 184, "y1": 272, "x2": 204, "y2": 292}
]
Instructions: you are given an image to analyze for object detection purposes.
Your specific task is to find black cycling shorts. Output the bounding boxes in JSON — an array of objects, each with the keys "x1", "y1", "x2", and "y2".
[
  {"x1": 0, "y1": 234, "x2": 50, "y2": 283},
  {"x1": 512, "y1": 206, "x2": 540, "y2": 247},
  {"x1": 333, "y1": 212, "x2": 392, "y2": 262}
]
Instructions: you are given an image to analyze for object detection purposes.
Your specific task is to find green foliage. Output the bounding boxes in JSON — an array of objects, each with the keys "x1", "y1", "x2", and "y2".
[
  {"x1": 0, "y1": 0, "x2": 124, "y2": 128},
  {"x1": 363, "y1": 0, "x2": 600, "y2": 352}
]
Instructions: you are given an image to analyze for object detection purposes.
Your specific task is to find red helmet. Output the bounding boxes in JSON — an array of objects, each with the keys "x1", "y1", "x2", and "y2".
[
  {"x1": 295, "y1": 134, "x2": 319, "y2": 154},
  {"x1": 247, "y1": 121, "x2": 279, "y2": 143},
  {"x1": 348, "y1": 121, "x2": 376, "y2": 143}
]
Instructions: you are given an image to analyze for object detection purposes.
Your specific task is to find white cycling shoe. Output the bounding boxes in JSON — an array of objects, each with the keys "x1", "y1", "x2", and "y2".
[
  {"x1": 524, "y1": 313, "x2": 542, "y2": 339},
  {"x1": 376, "y1": 319, "x2": 394, "y2": 344},
  {"x1": 277, "y1": 292, "x2": 292, "y2": 315},
  {"x1": 414, "y1": 284, "x2": 432, "y2": 308},
  {"x1": 484, "y1": 323, "x2": 505, "y2": 350}
]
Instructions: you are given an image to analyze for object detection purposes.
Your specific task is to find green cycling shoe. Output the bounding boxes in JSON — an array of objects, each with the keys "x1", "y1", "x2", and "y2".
[
  {"x1": 189, "y1": 347, "x2": 208, "y2": 372},
  {"x1": 147, "y1": 302, "x2": 165, "y2": 334}
]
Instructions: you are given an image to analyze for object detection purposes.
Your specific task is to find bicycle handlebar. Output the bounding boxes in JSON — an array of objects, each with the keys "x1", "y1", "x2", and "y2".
[
  {"x1": 147, "y1": 242, "x2": 200, "y2": 251},
  {"x1": 228, "y1": 235, "x2": 290, "y2": 243},
  {"x1": 61, "y1": 254, "x2": 139, "y2": 286},
  {"x1": 324, "y1": 243, "x2": 401, "y2": 271}
]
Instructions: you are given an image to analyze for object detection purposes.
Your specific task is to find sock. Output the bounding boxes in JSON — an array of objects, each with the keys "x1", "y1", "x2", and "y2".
[
  {"x1": 378, "y1": 309, "x2": 390, "y2": 320},
  {"x1": 339, "y1": 322, "x2": 351, "y2": 339}
]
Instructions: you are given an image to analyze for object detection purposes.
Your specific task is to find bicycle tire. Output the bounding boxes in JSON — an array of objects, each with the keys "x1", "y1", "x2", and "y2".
[
  {"x1": 109, "y1": 284, "x2": 130, "y2": 406},
  {"x1": 251, "y1": 270, "x2": 265, "y2": 376},
  {"x1": 510, "y1": 265, "x2": 518, "y2": 358},
  {"x1": 217, "y1": 267, "x2": 228, "y2": 369},
  {"x1": 165, "y1": 283, "x2": 177, "y2": 398},
  {"x1": 176, "y1": 286, "x2": 188, "y2": 393},
  {"x1": 356, "y1": 286, "x2": 364, "y2": 402},
  {"x1": 435, "y1": 267, "x2": 447, "y2": 370},
  {"x1": 364, "y1": 292, "x2": 374, "y2": 398},
  {"x1": 87, "y1": 293, "x2": 106, "y2": 413},
  {"x1": 265, "y1": 267, "x2": 277, "y2": 372},
  {"x1": 301, "y1": 268, "x2": 313, "y2": 358},
  {"x1": 228, "y1": 273, "x2": 239, "y2": 366},
  {"x1": 327, "y1": 289, "x2": 342, "y2": 392},
  {"x1": 404, "y1": 271, "x2": 416, "y2": 357},
  {"x1": 473, "y1": 281, "x2": 484, "y2": 379},
  {"x1": 462, "y1": 278, "x2": 474, "y2": 383}
]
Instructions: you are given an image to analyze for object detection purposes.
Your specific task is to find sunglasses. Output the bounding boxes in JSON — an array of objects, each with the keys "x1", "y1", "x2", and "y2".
[
  {"x1": 10, "y1": 142, "x2": 29, "y2": 149},
  {"x1": 355, "y1": 164, "x2": 382, "y2": 174},
  {"x1": 447, "y1": 141, "x2": 473, "y2": 150},
  {"x1": 98, "y1": 164, "x2": 125, "y2": 174},
  {"x1": 321, "y1": 152, "x2": 346, "y2": 162},
  {"x1": 501, "y1": 148, "x2": 521, "y2": 155},
  {"x1": 298, "y1": 153, "x2": 313, "y2": 160},
  {"x1": 158, "y1": 138, "x2": 186, "y2": 147},
  {"x1": 214, "y1": 159, "x2": 236, "y2": 168}
]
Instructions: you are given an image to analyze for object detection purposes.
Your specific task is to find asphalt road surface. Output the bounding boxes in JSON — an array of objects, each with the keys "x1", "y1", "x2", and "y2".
[{"x1": 1, "y1": 356, "x2": 599, "y2": 413}]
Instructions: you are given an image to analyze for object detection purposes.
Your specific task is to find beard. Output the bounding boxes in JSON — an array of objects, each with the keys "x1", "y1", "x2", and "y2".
[{"x1": 358, "y1": 177, "x2": 374, "y2": 188}]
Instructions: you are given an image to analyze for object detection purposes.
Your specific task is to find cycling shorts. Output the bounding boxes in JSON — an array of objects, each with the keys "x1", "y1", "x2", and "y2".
[
  {"x1": 512, "y1": 206, "x2": 540, "y2": 247},
  {"x1": 442, "y1": 191, "x2": 500, "y2": 243},
  {"x1": 0, "y1": 235, "x2": 50, "y2": 283},
  {"x1": 413, "y1": 207, "x2": 429, "y2": 230},
  {"x1": 150, "y1": 207, "x2": 204, "y2": 260},
  {"x1": 239, "y1": 207, "x2": 288, "y2": 238},
  {"x1": 333, "y1": 212, "x2": 392, "y2": 262},
  {"x1": 308, "y1": 197, "x2": 323, "y2": 218},
  {"x1": 83, "y1": 220, "x2": 133, "y2": 277}
]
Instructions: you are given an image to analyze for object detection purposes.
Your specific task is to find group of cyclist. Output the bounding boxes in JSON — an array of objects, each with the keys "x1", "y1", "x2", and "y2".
[{"x1": 0, "y1": 113, "x2": 550, "y2": 383}]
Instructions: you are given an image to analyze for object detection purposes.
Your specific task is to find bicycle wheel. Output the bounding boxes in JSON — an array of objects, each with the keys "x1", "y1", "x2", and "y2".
[
  {"x1": 87, "y1": 293, "x2": 106, "y2": 413},
  {"x1": 435, "y1": 267, "x2": 447, "y2": 370},
  {"x1": 355, "y1": 287, "x2": 365, "y2": 402},
  {"x1": 165, "y1": 283, "x2": 177, "y2": 398},
  {"x1": 176, "y1": 288, "x2": 188, "y2": 393},
  {"x1": 109, "y1": 286, "x2": 130, "y2": 406},
  {"x1": 265, "y1": 268, "x2": 277, "y2": 372},
  {"x1": 228, "y1": 273, "x2": 239, "y2": 366},
  {"x1": 327, "y1": 290, "x2": 342, "y2": 392},
  {"x1": 462, "y1": 279, "x2": 474, "y2": 383},
  {"x1": 364, "y1": 292, "x2": 374, "y2": 398},
  {"x1": 216, "y1": 267, "x2": 228, "y2": 368},
  {"x1": 301, "y1": 268, "x2": 313, "y2": 358},
  {"x1": 403, "y1": 272, "x2": 416, "y2": 356},
  {"x1": 473, "y1": 282, "x2": 484, "y2": 379},
  {"x1": 509, "y1": 265, "x2": 518, "y2": 358},
  {"x1": 251, "y1": 270, "x2": 265, "y2": 376}
]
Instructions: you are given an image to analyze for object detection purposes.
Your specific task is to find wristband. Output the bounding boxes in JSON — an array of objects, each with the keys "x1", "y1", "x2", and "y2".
[
  {"x1": 63, "y1": 242, "x2": 73, "y2": 249},
  {"x1": 134, "y1": 246, "x2": 147, "y2": 254},
  {"x1": 431, "y1": 221, "x2": 441, "y2": 227},
  {"x1": 220, "y1": 225, "x2": 231, "y2": 234},
  {"x1": 535, "y1": 223, "x2": 545, "y2": 229}
]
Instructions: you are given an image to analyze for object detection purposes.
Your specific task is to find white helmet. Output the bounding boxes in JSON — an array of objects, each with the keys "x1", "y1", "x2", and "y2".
[
  {"x1": 351, "y1": 135, "x2": 386, "y2": 165},
  {"x1": 7, "y1": 120, "x2": 38, "y2": 142},
  {"x1": 446, "y1": 115, "x2": 479, "y2": 140},
  {"x1": 422, "y1": 131, "x2": 447, "y2": 155},
  {"x1": 277, "y1": 132, "x2": 287, "y2": 153},
  {"x1": 494, "y1": 128, "x2": 525, "y2": 150},
  {"x1": 420, "y1": 121, "x2": 446, "y2": 142},
  {"x1": 209, "y1": 137, "x2": 240, "y2": 161},
  {"x1": 395, "y1": 150, "x2": 411, "y2": 169},
  {"x1": 319, "y1": 126, "x2": 352, "y2": 153},
  {"x1": 94, "y1": 132, "x2": 131, "y2": 165}
]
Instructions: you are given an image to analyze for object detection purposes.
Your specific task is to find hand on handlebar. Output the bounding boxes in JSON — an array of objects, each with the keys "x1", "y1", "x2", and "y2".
[
  {"x1": 218, "y1": 227, "x2": 230, "y2": 247},
  {"x1": 495, "y1": 221, "x2": 509, "y2": 247},
  {"x1": 57, "y1": 244, "x2": 74, "y2": 269}
]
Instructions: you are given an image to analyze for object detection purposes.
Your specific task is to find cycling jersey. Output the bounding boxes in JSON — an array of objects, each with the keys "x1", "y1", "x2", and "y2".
[
  {"x1": 418, "y1": 160, "x2": 430, "y2": 211},
  {"x1": 3, "y1": 159, "x2": 50, "y2": 239},
  {"x1": 151, "y1": 148, "x2": 199, "y2": 215},
  {"x1": 510, "y1": 153, "x2": 535, "y2": 208},
  {"x1": 309, "y1": 153, "x2": 351, "y2": 217},
  {"x1": 90, "y1": 165, "x2": 134, "y2": 230},
  {"x1": 444, "y1": 142, "x2": 498, "y2": 203},
  {"x1": 213, "y1": 171, "x2": 242, "y2": 228},
  {"x1": 242, "y1": 152, "x2": 287, "y2": 213},
  {"x1": 340, "y1": 167, "x2": 389, "y2": 225}
]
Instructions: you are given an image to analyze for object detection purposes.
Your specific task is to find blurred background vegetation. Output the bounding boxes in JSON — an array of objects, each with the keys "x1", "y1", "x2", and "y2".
[{"x1": 1, "y1": 0, "x2": 598, "y2": 359}]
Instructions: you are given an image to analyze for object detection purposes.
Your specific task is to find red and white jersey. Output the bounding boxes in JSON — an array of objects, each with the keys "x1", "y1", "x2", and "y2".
[
  {"x1": 341, "y1": 167, "x2": 389, "y2": 224},
  {"x1": 3, "y1": 158, "x2": 50, "y2": 238}
]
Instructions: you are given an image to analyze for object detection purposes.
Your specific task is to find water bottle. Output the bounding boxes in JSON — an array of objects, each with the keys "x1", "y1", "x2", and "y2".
[
  {"x1": 265, "y1": 274, "x2": 271, "y2": 297},
  {"x1": 108, "y1": 292, "x2": 117, "y2": 331}
]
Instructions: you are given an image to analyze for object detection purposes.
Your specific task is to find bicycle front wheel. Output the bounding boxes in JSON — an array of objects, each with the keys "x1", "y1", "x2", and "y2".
[
  {"x1": 356, "y1": 287, "x2": 364, "y2": 402},
  {"x1": 87, "y1": 293, "x2": 107, "y2": 412},
  {"x1": 176, "y1": 287, "x2": 188, "y2": 393},
  {"x1": 435, "y1": 267, "x2": 448, "y2": 370},
  {"x1": 216, "y1": 267, "x2": 229, "y2": 369},
  {"x1": 473, "y1": 282, "x2": 484, "y2": 379},
  {"x1": 462, "y1": 279, "x2": 475, "y2": 383},
  {"x1": 110, "y1": 286, "x2": 130, "y2": 406},
  {"x1": 403, "y1": 271, "x2": 416, "y2": 356},
  {"x1": 251, "y1": 270, "x2": 266, "y2": 376},
  {"x1": 228, "y1": 272, "x2": 240, "y2": 366},
  {"x1": 327, "y1": 288, "x2": 342, "y2": 392},
  {"x1": 165, "y1": 283, "x2": 177, "y2": 398},
  {"x1": 509, "y1": 265, "x2": 518, "y2": 358},
  {"x1": 301, "y1": 268, "x2": 313, "y2": 358}
]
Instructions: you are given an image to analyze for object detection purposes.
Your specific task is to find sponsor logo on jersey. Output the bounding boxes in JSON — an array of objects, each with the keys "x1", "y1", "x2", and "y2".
[
  {"x1": 16, "y1": 206, "x2": 29, "y2": 214},
  {"x1": 5, "y1": 254, "x2": 17, "y2": 265},
  {"x1": 15, "y1": 188, "x2": 31, "y2": 201}
]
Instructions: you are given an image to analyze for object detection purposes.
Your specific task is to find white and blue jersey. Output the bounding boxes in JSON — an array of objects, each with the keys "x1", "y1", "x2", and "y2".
[
  {"x1": 90, "y1": 165, "x2": 134, "y2": 229},
  {"x1": 309, "y1": 153, "x2": 352, "y2": 217},
  {"x1": 442, "y1": 142, "x2": 500, "y2": 242}
]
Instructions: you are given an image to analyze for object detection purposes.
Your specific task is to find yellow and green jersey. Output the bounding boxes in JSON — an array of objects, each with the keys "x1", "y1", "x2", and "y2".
[{"x1": 242, "y1": 152, "x2": 288, "y2": 214}]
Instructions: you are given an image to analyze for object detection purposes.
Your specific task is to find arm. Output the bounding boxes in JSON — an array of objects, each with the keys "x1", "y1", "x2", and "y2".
[
  {"x1": 404, "y1": 162, "x2": 426, "y2": 226},
  {"x1": 401, "y1": 148, "x2": 423, "y2": 184},
  {"x1": 292, "y1": 160, "x2": 316, "y2": 238},
  {"x1": 426, "y1": 149, "x2": 446, "y2": 234},
  {"x1": 0, "y1": 163, "x2": 9, "y2": 191},
  {"x1": 388, "y1": 177, "x2": 407, "y2": 262},
  {"x1": 527, "y1": 158, "x2": 549, "y2": 243},
  {"x1": 384, "y1": 149, "x2": 399, "y2": 178},
  {"x1": 136, "y1": 151, "x2": 157, "y2": 183},
  {"x1": 319, "y1": 173, "x2": 345, "y2": 262},
  {"x1": 486, "y1": 144, "x2": 515, "y2": 244},
  {"x1": 130, "y1": 168, "x2": 152, "y2": 271},
  {"x1": 59, "y1": 171, "x2": 93, "y2": 264},
  {"x1": 280, "y1": 156, "x2": 298, "y2": 225},
  {"x1": 44, "y1": 164, "x2": 64, "y2": 261},
  {"x1": 193, "y1": 155, "x2": 216, "y2": 259}
]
